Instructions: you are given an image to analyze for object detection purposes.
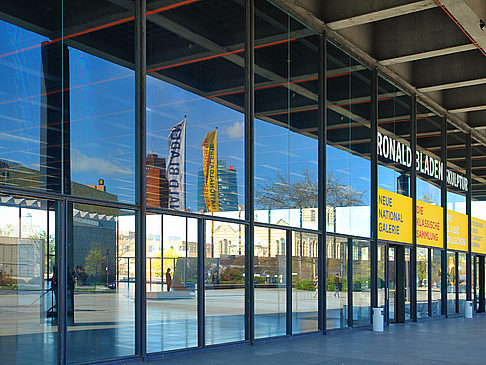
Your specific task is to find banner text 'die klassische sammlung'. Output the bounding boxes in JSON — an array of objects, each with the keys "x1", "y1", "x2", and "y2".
[{"x1": 416, "y1": 200, "x2": 443, "y2": 248}]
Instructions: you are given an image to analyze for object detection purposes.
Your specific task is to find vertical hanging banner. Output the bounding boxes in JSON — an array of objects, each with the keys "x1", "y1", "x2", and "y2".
[
  {"x1": 167, "y1": 118, "x2": 186, "y2": 210},
  {"x1": 203, "y1": 130, "x2": 219, "y2": 212},
  {"x1": 446, "y1": 210, "x2": 468, "y2": 251},
  {"x1": 377, "y1": 188, "x2": 413, "y2": 244},
  {"x1": 472, "y1": 217, "x2": 486, "y2": 254},
  {"x1": 416, "y1": 200, "x2": 443, "y2": 248}
]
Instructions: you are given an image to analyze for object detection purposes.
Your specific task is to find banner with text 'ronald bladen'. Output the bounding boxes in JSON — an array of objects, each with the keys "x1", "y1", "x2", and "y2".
[
  {"x1": 416, "y1": 200, "x2": 443, "y2": 248},
  {"x1": 472, "y1": 217, "x2": 486, "y2": 254},
  {"x1": 447, "y1": 210, "x2": 468, "y2": 251},
  {"x1": 203, "y1": 130, "x2": 219, "y2": 212},
  {"x1": 378, "y1": 188, "x2": 413, "y2": 244}
]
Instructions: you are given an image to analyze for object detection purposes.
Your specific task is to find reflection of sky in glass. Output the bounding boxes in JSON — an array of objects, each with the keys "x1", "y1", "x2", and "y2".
[
  {"x1": 0, "y1": 22, "x2": 46, "y2": 170},
  {"x1": 447, "y1": 191, "x2": 466, "y2": 214},
  {"x1": 417, "y1": 177, "x2": 440, "y2": 206},
  {"x1": 147, "y1": 75, "x2": 244, "y2": 211}
]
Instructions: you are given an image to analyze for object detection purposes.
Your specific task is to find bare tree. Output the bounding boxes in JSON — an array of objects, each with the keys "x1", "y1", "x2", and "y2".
[{"x1": 255, "y1": 168, "x2": 366, "y2": 210}]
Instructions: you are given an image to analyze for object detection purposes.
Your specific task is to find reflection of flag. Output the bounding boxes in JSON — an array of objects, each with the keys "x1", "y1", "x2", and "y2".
[
  {"x1": 202, "y1": 130, "x2": 218, "y2": 212},
  {"x1": 167, "y1": 118, "x2": 186, "y2": 210}
]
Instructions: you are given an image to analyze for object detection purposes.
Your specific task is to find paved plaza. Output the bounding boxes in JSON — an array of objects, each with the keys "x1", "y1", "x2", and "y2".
[{"x1": 143, "y1": 314, "x2": 486, "y2": 365}]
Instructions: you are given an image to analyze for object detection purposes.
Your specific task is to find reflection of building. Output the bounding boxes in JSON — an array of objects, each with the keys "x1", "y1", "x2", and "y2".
[
  {"x1": 146, "y1": 154, "x2": 169, "y2": 208},
  {"x1": 197, "y1": 160, "x2": 238, "y2": 212}
]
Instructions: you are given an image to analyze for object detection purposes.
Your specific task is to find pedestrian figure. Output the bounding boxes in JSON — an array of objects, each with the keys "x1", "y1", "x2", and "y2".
[
  {"x1": 312, "y1": 275, "x2": 318, "y2": 298},
  {"x1": 166, "y1": 268, "x2": 172, "y2": 292},
  {"x1": 334, "y1": 273, "x2": 340, "y2": 298}
]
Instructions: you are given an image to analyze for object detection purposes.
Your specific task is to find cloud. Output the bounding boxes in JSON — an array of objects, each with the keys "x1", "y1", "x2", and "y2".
[
  {"x1": 224, "y1": 121, "x2": 244, "y2": 139},
  {"x1": 71, "y1": 149, "x2": 132, "y2": 176}
]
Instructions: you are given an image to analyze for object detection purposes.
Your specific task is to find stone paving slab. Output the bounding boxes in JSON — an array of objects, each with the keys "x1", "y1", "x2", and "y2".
[{"x1": 140, "y1": 315, "x2": 486, "y2": 365}]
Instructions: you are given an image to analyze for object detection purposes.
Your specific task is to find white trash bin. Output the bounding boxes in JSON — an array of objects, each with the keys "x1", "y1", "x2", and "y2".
[
  {"x1": 373, "y1": 307, "x2": 384, "y2": 332},
  {"x1": 465, "y1": 300, "x2": 473, "y2": 318}
]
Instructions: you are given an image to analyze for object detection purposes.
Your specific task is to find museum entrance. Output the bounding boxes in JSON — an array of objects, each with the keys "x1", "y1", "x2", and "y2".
[{"x1": 379, "y1": 243, "x2": 411, "y2": 324}]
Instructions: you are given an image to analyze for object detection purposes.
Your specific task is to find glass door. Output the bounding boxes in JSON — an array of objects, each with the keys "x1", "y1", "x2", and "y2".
[{"x1": 388, "y1": 246, "x2": 396, "y2": 323}]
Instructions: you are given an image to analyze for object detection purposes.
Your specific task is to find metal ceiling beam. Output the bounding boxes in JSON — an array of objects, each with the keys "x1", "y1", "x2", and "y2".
[
  {"x1": 380, "y1": 44, "x2": 475, "y2": 65},
  {"x1": 326, "y1": 0, "x2": 438, "y2": 30}
]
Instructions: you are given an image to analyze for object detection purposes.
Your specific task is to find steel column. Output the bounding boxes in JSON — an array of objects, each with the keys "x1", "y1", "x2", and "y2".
[
  {"x1": 441, "y1": 116, "x2": 448, "y2": 316},
  {"x1": 347, "y1": 237, "x2": 353, "y2": 327},
  {"x1": 370, "y1": 70, "x2": 378, "y2": 312},
  {"x1": 135, "y1": 0, "x2": 147, "y2": 357},
  {"x1": 197, "y1": 218, "x2": 206, "y2": 347},
  {"x1": 58, "y1": 200, "x2": 66, "y2": 365},
  {"x1": 244, "y1": 0, "x2": 255, "y2": 344},
  {"x1": 466, "y1": 134, "x2": 472, "y2": 302},
  {"x1": 410, "y1": 95, "x2": 417, "y2": 322},
  {"x1": 286, "y1": 230, "x2": 292, "y2": 335},
  {"x1": 318, "y1": 30, "x2": 326, "y2": 334}
]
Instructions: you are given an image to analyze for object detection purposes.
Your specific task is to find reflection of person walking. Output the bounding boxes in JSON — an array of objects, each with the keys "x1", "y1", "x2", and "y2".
[
  {"x1": 312, "y1": 275, "x2": 318, "y2": 298},
  {"x1": 166, "y1": 268, "x2": 172, "y2": 292},
  {"x1": 334, "y1": 273, "x2": 340, "y2": 298}
]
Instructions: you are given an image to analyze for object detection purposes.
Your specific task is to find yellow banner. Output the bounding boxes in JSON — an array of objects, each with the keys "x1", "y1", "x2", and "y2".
[
  {"x1": 472, "y1": 217, "x2": 486, "y2": 254},
  {"x1": 447, "y1": 210, "x2": 468, "y2": 251},
  {"x1": 416, "y1": 200, "x2": 443, "y2": 248},
  {"x1": 202, "y1": 130, "x2": 219, "y2": 212},
  {"x1": 378, "y1": 188, "x2": 413, "y2": 244}
]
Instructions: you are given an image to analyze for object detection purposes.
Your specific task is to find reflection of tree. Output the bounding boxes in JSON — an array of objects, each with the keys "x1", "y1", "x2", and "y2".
[
  {"x1": 255, "y1": 168, "x2": 366, "y2": 209},
  {"x1": 421, "y1": 192, "x2": 435, "y2": 204},
  {"x1": 28, "y1": 231, "x2": 55, "y2": 277},
  {"x1": 85, "y1": 247, "x2": 105, "y2": 284}
]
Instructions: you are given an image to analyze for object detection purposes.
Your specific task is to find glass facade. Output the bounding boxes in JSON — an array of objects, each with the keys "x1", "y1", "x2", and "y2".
[{"x1": 0, "y1": 0, "x2": 484, "y2": 364}]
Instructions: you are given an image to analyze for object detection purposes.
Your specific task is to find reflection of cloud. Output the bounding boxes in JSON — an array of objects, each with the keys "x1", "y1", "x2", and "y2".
[
  {"x1": 224, "y1": 121, "x2": 243, "y2": 139},
  {"x1": 71, "y1": 149, "x2": 132, "y2": 176}
]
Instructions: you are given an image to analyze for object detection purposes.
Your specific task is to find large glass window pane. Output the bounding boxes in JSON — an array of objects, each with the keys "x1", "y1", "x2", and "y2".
[
  {"x1": 417, "y1": 247, "x2": 429, "y2": 318},
  {"x1": 0, "y1": 5, "x2": 65, "y2": 195},
  {"x1": 254, "y1": 227, "x2": 286, "y2": 338},
  {"x1": 431, "y1": 249, "x2": 442, "y2": 316},
  {"x1": 458, "y1": 252, "x2": 467, "y2": 314},
  {"x1": 0, "y1": 196, "x2": 58, "y2": 364},
  {"x1": 378, "y1": 78, "x2": 412, "y2": 198},
  {"x1": 447, "y1": 251, "x2": 456, "y2": 314},
  {"x1": 205, "y1": 220, "x2": 245, "y2": 345},
  {"x1": 377, "y1": 244, "x2": 386, "y2": 308},
  {"x1": 146, "y1": 214, "x2": 198, "y2": 352},
  {"x1": 405, "y1": 247, "x2": 411, "y2": 321},
  {"x1": 63, "y1": 3, "x2": 136, "y2": 204},
  {"x1": 327, "y1": 43, "x2": 371, "y2": 237},
  {"x1": 254, "y1": 0, "x2": 319, "y2": 229},
  {"x1": 292, "y1": 232, "x2": 318, "y2": 333},
  {"x1": 416, "y1": 103, "x2": 443, "y2": 207},
  {"x1": 146, "y1": 0, "x2": 245, "y2": 215},
  {"x1": 67, "y1": 205, "x2": 135, "y2": 363},
  {"x1": 352, "y1": 240, "x2": 371, "y2": 326},
  {"x1": 326, "y1": 236, "x2": 348, "y2": 329}
]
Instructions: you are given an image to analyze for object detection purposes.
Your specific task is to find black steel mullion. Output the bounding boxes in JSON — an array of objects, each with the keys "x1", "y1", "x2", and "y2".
[
  {"x1": 385, "y1": 243, "x2": 389, "y2": 325},
  {"x1": 58, "y1": 199, "x2": 66, "y2": 365},
  {"x1": 478, "y1": 255, "x2": 485, "y2": 312},
  {"x1": 348, "y1": 238, "x2": 353, "y2": 327},
  {"x1": 244, "y1": 0, "x2": 255, "y2": 344},
  {"x1": 197, "y1": 219, "x2": 206, "y2": 347},
  {"x1": 456, "y1": 252, "x2": 459, "y2": 313},
  {"x1": 135, "y1": 0, "x2": 146, "y2": 357},
  {"x1": 318, "y1": 29, "x2": 326, "y2": 334},
  {"x1": 410, "y1": 95, "x2": 417, "y2": 322},
  {"x1": 286, "y1": 230, "x2": 292, "y2": 335},
  {"x1": 441, "y1": 116, "x2": 447, "y2": 316},
  {"x1": 370, "y1": 69, "x2": 378, "y2": 311},
  {"x1": 466, "y1": 134, "x2": 472, "y2": 302},
  {"x1": 428, "y1": 248, "x2": 432, "y2": 317}
]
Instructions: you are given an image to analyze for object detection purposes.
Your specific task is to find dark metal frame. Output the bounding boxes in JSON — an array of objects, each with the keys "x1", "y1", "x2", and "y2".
[{"x1": 1, "y1": 0, "x2": 483, "y2": 364}]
